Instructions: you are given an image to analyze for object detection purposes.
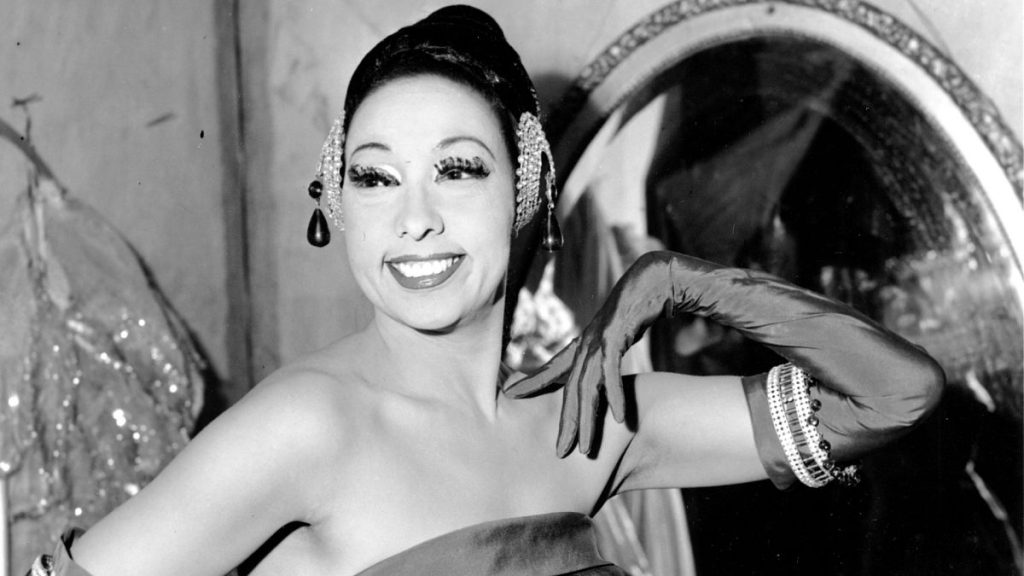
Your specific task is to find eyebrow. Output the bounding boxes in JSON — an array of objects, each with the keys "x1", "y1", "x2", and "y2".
[
  {"x1": 348, "y1": 142, "x2": 391, "y2": 157},
  {"x1": 436, "y1": 136, "x2": 495, "y2": 160}
]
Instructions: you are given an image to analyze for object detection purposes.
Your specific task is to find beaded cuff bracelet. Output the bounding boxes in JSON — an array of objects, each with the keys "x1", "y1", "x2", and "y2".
[
  {"x1": 766, "y1": 363, "x2": 860, "y2": 488},
  {"x1": 767, "y1": 364, "x2": 825, "y2": 487}
]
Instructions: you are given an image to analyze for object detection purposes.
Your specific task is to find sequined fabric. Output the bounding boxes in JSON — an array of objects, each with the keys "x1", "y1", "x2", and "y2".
[{"x1": 0, "y1": 177, "x2": 205, "y2": 571}]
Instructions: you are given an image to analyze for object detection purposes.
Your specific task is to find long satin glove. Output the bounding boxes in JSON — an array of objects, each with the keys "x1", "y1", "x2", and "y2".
[{"x1": 504, "y1": 251, "x2": 944, "y2": 486}]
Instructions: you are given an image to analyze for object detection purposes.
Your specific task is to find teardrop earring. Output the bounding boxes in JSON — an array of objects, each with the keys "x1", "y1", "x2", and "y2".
[
  {"x1": 540, "y1": 155, "x2": 562, "y2": 252},
  {"x1": 541, "y1": 203, "x2": 562, "y2": 252},
  {"x1": 306, "y1": 180, "x2": 330, "y2": 247}
]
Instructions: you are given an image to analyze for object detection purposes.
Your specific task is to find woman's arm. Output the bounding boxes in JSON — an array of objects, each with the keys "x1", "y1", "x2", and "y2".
[
  {"x1": 65, "y1": 372, "x2": 343, "y2": 576},
  {"x1": 506, "y1": 251, "x2": 945, "y2": 491}
]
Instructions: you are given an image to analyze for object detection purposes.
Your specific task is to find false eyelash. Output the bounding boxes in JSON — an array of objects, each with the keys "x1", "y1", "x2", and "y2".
[
  {"x1": 434, "y1": 156, "x2": 490, "y2": 180},
  {"x1": 347, "y1": 164, "x2": 399, "y2": 187}
]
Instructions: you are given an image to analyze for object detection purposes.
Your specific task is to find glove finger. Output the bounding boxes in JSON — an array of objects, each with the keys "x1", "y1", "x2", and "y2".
[
  {"x1": 556, "y1": 377, "x2": 579, "y2": 457},
  {"x1": 577, "y1": 346, "x2": 606, "y2": 455},
  {"x1": 602, "y1": 343, "x2": 627, "y2": 423},
  {"x1": 503, "y1": 339, "x2": 579, "y2": 398},
  {"x1": 556, "y1": 342, "x2": 587, "y2": 457}
]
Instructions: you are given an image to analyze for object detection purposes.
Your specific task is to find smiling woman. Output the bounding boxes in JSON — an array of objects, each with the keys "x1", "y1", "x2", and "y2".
[
  {"x1": 29, "y1": 5, "x2": 943, "y2": 576},
  {"x1": 342, "y1": 76, "x2": 515, "y2": 331}
]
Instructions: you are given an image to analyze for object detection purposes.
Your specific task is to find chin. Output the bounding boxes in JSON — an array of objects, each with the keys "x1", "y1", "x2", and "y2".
[
  {"x1": 370, "y1": 276, "x2": 505, "y2": 335},
  {"x1": 414, "y1": 322, "x2": 460, "y2": 336},
  {"x1": 395, "y1": 298, "x2": 499, "y2": 335},
  {"x1": 402, "y1": 310, "x2": 459, "y2": 333},
  {"x1": 384, "y1": 301, "x2": 462, "y2": 333}
]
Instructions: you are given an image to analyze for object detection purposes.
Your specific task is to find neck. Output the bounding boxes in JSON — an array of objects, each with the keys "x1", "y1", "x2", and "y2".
[{"x1": 364, "y1": 304, "x2": 507, "y2": 419}]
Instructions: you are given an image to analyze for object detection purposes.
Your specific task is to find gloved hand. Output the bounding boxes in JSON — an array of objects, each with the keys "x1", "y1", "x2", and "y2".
[
  {"x1": 504, "y1": 251, "x2": 944, "y2": 464},
  {"x1": 504, "y1": 251, "x2": 678, "y2": 456}
]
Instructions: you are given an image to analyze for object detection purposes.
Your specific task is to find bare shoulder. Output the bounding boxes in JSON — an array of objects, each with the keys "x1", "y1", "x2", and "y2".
[
  {"x1": 234, "y1": 341, "x2": 376, "y2": 455},
  {"x1": 70, "y1": 340, "x2": 376, "y2": 575}
]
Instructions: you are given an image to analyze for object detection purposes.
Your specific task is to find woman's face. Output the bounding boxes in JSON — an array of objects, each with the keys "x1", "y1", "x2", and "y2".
[{"x1": 342, "y1": 75, "x2": 516, "y2": 333}]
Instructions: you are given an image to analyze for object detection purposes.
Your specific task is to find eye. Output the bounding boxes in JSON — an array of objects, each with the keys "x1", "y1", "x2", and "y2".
[
  {"x1": 348, "y1": 165, "x2": 400, "y2": 188},
  {"x1": 434, "y1": 156, "x2": 491, "y2": 182}
]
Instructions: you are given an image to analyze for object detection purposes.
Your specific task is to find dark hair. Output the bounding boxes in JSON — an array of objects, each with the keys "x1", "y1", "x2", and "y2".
[{"x1": 342, "y1": 5, "x2": 539, "y2": 163}]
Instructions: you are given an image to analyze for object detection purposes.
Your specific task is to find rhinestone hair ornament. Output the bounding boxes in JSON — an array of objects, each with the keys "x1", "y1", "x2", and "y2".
[
  {"x1": 315, "y1": 112, "x2": 345, "y2": 231},
  {"x1": 306, "y1": 5, "x2": 558, "y2": 246}
]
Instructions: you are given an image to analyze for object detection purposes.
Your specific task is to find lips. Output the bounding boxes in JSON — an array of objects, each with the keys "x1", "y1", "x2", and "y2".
[{"x1": 386, "y1": 254, "x2": 465, "y2": 290}]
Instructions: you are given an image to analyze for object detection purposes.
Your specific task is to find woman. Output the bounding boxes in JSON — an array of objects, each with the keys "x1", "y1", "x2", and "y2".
[{"x1": 32, "y1": 6, "x2": 943, "y2": 575}]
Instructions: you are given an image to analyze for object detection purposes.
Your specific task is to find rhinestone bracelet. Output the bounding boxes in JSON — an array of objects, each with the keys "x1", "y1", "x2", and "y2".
[
  {"x1": 766, "y1": 364, "x2": 824, "y2": 487},
  {"x1": 768, "y1": 364, "x2": 860, "y2": 488},
  {"x1": 787, "y1": 366, "x2": 834, "y2": 486}
]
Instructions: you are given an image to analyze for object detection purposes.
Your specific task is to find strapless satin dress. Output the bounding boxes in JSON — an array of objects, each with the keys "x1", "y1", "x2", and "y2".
[{"x1": 35, "y1": 512, "x2": 625, "y2": 576}]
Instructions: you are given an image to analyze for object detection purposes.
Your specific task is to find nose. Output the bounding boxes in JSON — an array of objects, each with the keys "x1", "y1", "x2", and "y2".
[{"x1": 394, "y1": 182, "x2": 443, "y2": 240}]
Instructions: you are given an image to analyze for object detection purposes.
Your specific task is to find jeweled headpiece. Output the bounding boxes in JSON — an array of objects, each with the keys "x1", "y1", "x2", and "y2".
[{"x1": 305, "y1": 5, "x2": 560, "y2": 250}]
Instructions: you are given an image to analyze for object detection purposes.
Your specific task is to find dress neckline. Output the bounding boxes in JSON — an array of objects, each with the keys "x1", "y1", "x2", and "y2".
[{"x1": 354, "y1": 511, "x2": 614, "y2": 576}]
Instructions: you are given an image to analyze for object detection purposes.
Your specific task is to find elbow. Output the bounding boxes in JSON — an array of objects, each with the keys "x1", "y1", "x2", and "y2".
[
  {"x1": 914, "y1": 352, "x2": 946, "y2": 422},
  {"x1": 831, "y1": 352, "x2": 945, "y2": 461},
  {"x1": 888, "y1": 348, "x2": 946, "y2": 430}
]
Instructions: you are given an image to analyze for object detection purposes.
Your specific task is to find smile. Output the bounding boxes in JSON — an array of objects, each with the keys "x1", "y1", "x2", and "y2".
[{"x1": 386, "y1": 254, "x2": 464, "y2": 290}]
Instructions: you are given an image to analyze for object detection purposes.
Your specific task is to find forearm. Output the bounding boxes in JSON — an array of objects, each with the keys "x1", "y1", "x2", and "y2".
[
  {"x1": 507, "y1": 250, "x2": 945, "y2": 475},
  {"x1": 642, "y1": 250, "x2": 945, "y2": 486}
]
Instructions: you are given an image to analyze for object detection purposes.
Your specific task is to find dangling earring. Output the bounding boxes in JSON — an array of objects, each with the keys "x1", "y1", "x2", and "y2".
[
  {"x1": 514, "y1": 112, "x2": 561, "y2": 251},
  {"x1": 306, "y1": 180, "x2": 330, "y2": 247},
  {"x1": 538, "y1": 151, "x2": 562, "y2": 252},
  {"x1": 306, "y1": 110, "x2": 346, "y2": 247}
]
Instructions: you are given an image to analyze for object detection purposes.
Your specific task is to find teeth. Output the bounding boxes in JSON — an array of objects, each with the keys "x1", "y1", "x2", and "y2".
[{"x1": 393, "y1": 257, "x2": 457, "y2": 278}]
